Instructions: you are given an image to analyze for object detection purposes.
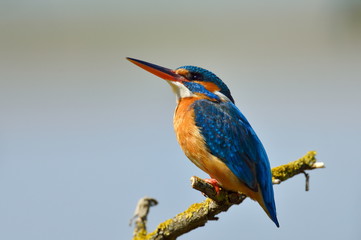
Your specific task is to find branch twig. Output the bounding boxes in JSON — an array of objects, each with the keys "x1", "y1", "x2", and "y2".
[
  {"x1": 131, "y1": 151, "x2": 324, "y2": 240},
  {"x1": 131, "y1": 197, "x2": 158, "y2": 239}
]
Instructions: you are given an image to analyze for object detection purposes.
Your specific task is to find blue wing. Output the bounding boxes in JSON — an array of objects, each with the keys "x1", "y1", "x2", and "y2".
[{"x1": 192, "y1": 99, "x2": 277, "y2": 223}]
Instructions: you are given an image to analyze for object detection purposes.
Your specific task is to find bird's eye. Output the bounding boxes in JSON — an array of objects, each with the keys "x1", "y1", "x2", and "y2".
[{"x1": 189, "y1": 73, "x2": 203, "y2": 81}]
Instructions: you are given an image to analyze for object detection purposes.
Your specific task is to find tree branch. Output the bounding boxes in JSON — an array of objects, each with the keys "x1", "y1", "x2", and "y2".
[
  {"x1": 130, "y1": 197, "x2": 158, "y2": 240},
  {"x1": 131, "y1": 151, "x2": 325, "y2": 240}
]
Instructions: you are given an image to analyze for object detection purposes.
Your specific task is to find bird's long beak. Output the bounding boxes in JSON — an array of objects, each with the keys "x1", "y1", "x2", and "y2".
[{"x1": 126, "y1": 57, "x2": 185, "y2": 82}]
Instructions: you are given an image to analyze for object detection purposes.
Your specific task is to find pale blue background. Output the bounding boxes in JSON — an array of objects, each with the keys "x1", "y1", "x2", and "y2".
[{"x1": 1, "y1": 1, "x2": 360, "y2": 239}]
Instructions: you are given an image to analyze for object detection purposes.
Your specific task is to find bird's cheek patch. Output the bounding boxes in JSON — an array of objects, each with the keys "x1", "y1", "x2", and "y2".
[
  {"x1": 195, "y1": 81, "x2": 221, "y2": 93},
  {"x1": 175, "y1": 68, "x2": 190, "y2": 78}
]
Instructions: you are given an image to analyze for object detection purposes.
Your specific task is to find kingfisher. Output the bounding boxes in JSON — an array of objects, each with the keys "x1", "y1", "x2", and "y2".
[{"x1": 127, "y1": 57, "x2": 279, "y2": 227}]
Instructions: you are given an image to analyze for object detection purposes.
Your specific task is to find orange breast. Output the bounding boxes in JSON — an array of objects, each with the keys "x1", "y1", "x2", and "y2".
[{"x1": 173, "y1": 97, "x2": 210, "y2": 173}]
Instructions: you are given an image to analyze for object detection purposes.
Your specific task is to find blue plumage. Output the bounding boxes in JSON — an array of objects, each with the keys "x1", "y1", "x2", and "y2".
[
  {"x1": 169, "y1": 65, "x2": 279, "y2": 226},
  {"x1": 177, "y1": 66, "x2": 235, "y2": 103},
  {"x1": 127, "y1": 57, "x2": 279, "y2": 227},
  {"x1": 192, "y1": 99, "x2": 279, "y2": 227},
  {"x1": 193, "y1": 100, "x2": 257, "y2": 190},
  {"x1": 183, "y1": 82, "x2": 221, "y2": 102}
]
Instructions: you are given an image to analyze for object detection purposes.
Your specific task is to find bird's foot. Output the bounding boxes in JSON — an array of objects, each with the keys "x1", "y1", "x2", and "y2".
[{"x1": 204, "y1": 178, "x2": 221, "y2": 194}]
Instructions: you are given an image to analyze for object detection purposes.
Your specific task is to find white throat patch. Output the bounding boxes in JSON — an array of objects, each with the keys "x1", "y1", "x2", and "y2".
[{"x1": 167, "y1": 81, "x2": 195, "y2": 102}]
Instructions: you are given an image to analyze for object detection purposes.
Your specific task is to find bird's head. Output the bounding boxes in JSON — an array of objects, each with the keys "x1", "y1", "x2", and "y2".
[{"x1": 127, "y1": 57, "x2": 234, "y2": 103}]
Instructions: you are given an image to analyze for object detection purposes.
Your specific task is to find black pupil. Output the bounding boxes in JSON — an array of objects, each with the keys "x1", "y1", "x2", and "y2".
[{"x1": 190, "y1": 73, "x2": 202, "y2": 81}]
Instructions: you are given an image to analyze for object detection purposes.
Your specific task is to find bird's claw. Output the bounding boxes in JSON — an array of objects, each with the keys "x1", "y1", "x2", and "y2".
[{"x1": 204, "y1": 178, "x2": 221, "y2": 194}]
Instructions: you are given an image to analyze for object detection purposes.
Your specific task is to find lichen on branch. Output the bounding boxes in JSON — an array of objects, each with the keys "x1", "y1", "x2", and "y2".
[
  {"x1": 272, "y1": 151, "x2": 324, "y2": 183},
  {"x1": 131, "y1": 151, "x2": 325, "y2": 240}
]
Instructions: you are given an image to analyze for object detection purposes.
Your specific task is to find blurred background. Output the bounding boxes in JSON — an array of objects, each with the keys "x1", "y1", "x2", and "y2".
[{"x1": 1, "y1": 0, "x2": 360, "y2": 239}]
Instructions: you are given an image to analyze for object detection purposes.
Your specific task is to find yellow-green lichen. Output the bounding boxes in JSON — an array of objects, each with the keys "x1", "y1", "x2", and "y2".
[
  {"x1": 181, "y1": 200, "x2": 209, "y2": 219},
  {"x1": 272, "y1": 151, "x2": 317, "y2": 181},
  {"x1": 149, "y1": 218, "x2": 173, "y2": 238},
  {"x1": 144, "y1": 199, "x2": 213, "y2": 239},
  {"x1": 132, "y1": 228, "x2": 147, "y2": 240},
  {"x1": 133, "y1": 151, "x2": 322, "y2": 240}
]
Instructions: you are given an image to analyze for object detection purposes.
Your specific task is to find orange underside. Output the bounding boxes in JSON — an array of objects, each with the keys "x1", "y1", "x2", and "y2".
[{"x1": 173, "y1": 97, "x2": 271, "y2": 218}]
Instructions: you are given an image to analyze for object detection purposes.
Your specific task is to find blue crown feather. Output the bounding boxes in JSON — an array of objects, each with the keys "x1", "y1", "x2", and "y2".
[{"x1": 176, "y1": 66, "x2": 234, "y2": 103}]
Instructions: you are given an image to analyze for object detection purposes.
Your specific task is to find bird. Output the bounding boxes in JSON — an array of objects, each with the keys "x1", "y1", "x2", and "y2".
[{"x1": 126, "y1": 57, "x2": 279, "y2": 227}]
